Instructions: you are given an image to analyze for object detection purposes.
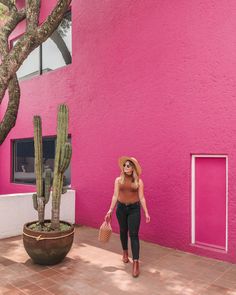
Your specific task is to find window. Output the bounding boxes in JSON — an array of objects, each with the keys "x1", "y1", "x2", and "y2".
[
  {"x1": 12, "y1": 137, "x2": 71, "y2": 185},
  {"x1": 14, "y1": 11, "x2": 72, "y2": 80}
]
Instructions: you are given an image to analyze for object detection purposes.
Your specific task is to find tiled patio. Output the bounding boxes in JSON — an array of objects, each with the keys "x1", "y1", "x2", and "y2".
[{"x1": 0, "y1": 226, "x2": 236, "y2": 295}]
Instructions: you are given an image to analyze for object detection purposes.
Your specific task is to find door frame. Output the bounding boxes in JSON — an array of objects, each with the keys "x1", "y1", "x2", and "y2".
[{"x1": 191, "y1": 154, "x2": 228, "y2": 251}]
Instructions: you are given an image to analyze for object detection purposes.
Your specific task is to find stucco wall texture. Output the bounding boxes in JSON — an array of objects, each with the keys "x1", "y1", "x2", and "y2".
[{"x1": 1, "y1": 0, "x2": 236, "y2": 262}]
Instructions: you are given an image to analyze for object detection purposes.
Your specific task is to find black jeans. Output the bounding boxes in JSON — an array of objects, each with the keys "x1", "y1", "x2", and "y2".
[{"x1": 116, "y1": 201, "x2": 141, "y2": 260}]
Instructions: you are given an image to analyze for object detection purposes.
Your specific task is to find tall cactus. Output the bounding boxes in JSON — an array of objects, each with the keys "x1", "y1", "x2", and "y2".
[
  {"x1": 33, "y1": 116, "x2": 52, "y2": 225},
  {"x1": 51, "y1": 104, "x2": 72, "y2": 230}
]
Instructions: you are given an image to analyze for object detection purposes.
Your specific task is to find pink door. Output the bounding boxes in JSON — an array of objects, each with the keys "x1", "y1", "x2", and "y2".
[{"x1": 194, "y1": 157, "x2": 227, "y2": 250}]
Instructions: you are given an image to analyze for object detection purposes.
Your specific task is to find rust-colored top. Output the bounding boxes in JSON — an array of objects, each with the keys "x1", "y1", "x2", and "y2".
[{"x1": 118, "y1": 175, "x2": 139, "y2": 204}]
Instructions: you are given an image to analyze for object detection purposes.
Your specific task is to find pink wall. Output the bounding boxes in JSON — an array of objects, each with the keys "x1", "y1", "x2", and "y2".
[{"x1": 1, "y1": 0, "x2": 236, "y2": 262}]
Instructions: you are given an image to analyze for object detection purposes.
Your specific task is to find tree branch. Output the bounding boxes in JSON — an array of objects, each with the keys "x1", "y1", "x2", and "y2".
[
  {"x1": 0, "y1": 77, "x2": 20, "y2": 144},
  {"x1": 0, "y1": 0, "x2": 17, "y2": 12},
  {"x1": 0, "y1": 8, "x2": 26, "y2": 38},
  {"x1": 26, "y1": 0, "x2": 40, "y2": 31},
  {"x1": 0, "y1": 8, "x2": 25, "y2": 106},
  {"x1": 0, "y1": 13, "x2": 20, "y2": 145},
  {"x1": 0, "y1": 0, "x2": 72, "y2": 143},
  {"x1": 37, "y1": 0, "x2": 71, "y2": 39},
  {"x1": 0, "y1": 0, "x2": 71, "y2": 105}
]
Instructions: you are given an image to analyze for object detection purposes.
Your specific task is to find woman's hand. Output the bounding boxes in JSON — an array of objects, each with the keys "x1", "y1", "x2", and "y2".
[
  {"x1": 105, "y1": 210, "x2": 112, "y2": 223},
  {"x1": 145, "y1": 212, "x2": 151, "y2": 223}
]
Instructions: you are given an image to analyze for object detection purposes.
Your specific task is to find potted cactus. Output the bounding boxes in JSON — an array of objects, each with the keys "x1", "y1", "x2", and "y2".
[{"x1": 23, "y1": 104, "x2": 74, "y2": 265}]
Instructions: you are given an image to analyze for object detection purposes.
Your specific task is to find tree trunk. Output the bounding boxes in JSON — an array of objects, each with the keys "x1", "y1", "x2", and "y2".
[{"x1": 0, "y1": 0, "x2": 72, "y2": 144}]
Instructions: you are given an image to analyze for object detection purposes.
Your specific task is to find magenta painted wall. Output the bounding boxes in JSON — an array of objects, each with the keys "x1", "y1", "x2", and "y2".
[{"x1": 2, "y1": 0, "x2": 236, "y2": 262}]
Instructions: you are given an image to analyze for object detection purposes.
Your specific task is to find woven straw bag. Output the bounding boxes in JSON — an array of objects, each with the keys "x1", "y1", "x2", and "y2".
[{"x1": 98, "y1": 221, "x2": 112, "y2": 242}]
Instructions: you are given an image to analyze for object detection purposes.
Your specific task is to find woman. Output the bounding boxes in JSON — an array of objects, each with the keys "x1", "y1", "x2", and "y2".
[{"x1": 105, "y1": 156, "x2": 150, "y2": 278}]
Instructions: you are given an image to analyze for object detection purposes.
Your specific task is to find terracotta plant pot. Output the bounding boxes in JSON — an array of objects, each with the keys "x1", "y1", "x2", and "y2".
[{"x1": 23, "y1": 220, "x2": 74, "y2": 265}]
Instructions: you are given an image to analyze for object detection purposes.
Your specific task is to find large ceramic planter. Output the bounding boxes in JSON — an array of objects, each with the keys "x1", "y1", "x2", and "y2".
[{"x1": 23, "y1": 220, "x2": 74, "y2": 265}]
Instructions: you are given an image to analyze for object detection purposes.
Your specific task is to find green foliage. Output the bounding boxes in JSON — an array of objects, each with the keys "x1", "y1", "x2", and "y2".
[
  {"x1": 0, "y1": 1, "x2": 15, "y2": 21},
  {"x1": 57, "y1": 13, "x2": 71, "y2": 37},
  {"x1": 0, "y1": 4, "x2": 8, "y2": 21}
]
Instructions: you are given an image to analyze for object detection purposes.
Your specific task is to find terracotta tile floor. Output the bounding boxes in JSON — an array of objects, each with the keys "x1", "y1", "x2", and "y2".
[{"x1": 0, "y1": 226, "x2": 236, "y2": 295}]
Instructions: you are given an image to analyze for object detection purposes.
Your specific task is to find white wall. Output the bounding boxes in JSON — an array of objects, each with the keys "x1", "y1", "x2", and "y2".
[{"x1": 0, "y1": 190, "x2": 75, "y2": 239}]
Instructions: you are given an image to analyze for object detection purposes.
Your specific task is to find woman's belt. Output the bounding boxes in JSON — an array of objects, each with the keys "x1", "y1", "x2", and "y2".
[{"x1": 117, "y1": 200, "x2": 140, "y2": 207}]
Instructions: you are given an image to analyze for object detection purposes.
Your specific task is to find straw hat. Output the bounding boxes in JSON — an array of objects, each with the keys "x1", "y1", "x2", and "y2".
[{"x1": 118, "y1": 156, "x2": 142, "y2": 176}]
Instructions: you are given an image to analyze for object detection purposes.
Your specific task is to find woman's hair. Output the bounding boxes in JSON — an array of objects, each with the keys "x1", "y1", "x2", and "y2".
[{"x1": 119, "y1": 160, "x2": 139, "y2": 188}]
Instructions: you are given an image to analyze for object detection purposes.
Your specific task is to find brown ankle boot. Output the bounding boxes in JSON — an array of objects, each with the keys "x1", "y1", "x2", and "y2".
[
  {"x1": 122, "y1": 250, "x2": 129, "y2": 263},
  {"x1": 132, "y1": 260, "x2": 140, "y2": 277}
]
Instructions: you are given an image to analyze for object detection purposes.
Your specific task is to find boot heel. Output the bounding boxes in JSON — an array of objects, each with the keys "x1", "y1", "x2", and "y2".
[
  {"x1": 132, "y1": 260, "x2": 140, "y2": 277},
  {"x1": 122, "y1": 250, "x2": 130, "y2": 263}
]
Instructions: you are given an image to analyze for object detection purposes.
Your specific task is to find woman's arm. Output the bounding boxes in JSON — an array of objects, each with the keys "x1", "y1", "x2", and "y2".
[
  {"x1": 105, "y1": 177, "x2": 120, "y2": 221},
  {"x1": 138, "y1": 179, "x2": 150, "y2": 223}
]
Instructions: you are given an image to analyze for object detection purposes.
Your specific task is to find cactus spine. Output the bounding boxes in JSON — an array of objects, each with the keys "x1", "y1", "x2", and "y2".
[
  {"x1": 51, "y1": 104, "x2": 72, "y2": 230},
  {"x1": 33, "y1": 116, "x2": 52, "y2": 225}
]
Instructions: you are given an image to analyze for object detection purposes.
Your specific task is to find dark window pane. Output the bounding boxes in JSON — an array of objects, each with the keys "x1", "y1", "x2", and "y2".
[
  {"x1": 43, "y1": 138, "x2": 55, "y2": 171},
  {"x1": 12, "y1": 137, "x2": 71, "y2": 186},
  {"x1": 14, "y1": 140, "x2": 35, "y2": 183}
]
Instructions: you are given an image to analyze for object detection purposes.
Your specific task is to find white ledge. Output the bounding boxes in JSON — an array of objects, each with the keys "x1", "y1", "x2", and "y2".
[{"x1": 0, "y1": 190, "x2": 75, "y2": 239}]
